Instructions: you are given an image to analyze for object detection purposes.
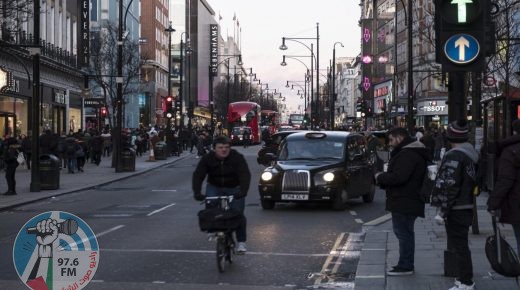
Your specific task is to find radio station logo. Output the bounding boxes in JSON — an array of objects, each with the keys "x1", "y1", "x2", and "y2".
[{"x1": 13, "y1": 211, "x2": 99, "y2": 290}]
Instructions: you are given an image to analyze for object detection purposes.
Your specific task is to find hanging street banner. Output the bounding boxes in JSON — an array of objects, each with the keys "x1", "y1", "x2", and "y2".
[{"x1": 209, "y1": 24, "x2": 219, "y2": 76}]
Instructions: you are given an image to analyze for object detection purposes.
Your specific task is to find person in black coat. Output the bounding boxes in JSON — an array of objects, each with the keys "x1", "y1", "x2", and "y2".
[
  {"x1": 375, "y1": 127, "x2": 430, "y2": 276},
  {"x1": 3, "y1": 136, "x2": 20, "y2": 195},
  {"x1": 192, "y1": 135, "x2": 251, "y2": 254},
  {"x1": 488, "y1": 119, "x2": 520, "y2": 255}
]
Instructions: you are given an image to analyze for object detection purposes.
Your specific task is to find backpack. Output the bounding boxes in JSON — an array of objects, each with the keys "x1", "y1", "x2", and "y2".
[
  {"x1": 66, "y1": 143, "x2": 76, "y2": 155},
  {"x1": 485, "y1": 215, "x2": 520, "y2": 282}
]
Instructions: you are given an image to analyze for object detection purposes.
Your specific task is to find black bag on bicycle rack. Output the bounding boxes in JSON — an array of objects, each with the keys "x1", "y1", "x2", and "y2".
[{"x1": 198, "y1": 208, "x2": 244, "y2": 231}]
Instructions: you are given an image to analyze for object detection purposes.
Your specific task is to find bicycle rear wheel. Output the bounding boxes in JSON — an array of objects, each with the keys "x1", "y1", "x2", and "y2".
[{"x1": 216, "y1": 236, "x2": 226, "y2": 273}]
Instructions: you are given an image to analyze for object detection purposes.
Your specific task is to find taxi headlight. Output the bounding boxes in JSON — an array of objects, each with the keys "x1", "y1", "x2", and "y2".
[
  {"x1": 323, "y1": 172, "x2": 335, "y2": 182},
  {"x1": 261, "y1": 172, "x2": 273, "y2": 181}
]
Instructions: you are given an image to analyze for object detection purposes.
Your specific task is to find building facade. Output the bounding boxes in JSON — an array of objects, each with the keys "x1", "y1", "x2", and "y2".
[
  {"x1": 140, "y1": 0, "x2": 170, "y2": 127},
  {"x1": 0, "y1": 0, "x2": 86, "y2": 137}
]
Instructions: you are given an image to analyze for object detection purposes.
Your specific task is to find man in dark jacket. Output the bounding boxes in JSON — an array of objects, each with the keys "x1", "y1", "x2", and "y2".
[
  {"x1": 192, "y1": 135, "x2": 251, "y2": 254},
  {"x1": 375, "y1": 127, "x2": 430, "y2": 276},
  {"x1": 431, "y1": 120, "x2": 478, "y2": 290},
  {"x1": 3, "y1": 136, "x2": 20, "y2": 195},
  {"x1": 488, "y1": 119, "x2": 520, "y2": 255}
]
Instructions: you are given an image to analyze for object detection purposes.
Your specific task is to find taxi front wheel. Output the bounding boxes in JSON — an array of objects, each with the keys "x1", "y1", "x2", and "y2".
[
  {"x1": 332, "y1": 190, "x2": 347, "y2": 211},
  {"x1": 261, "y1": 200, "x2": 275, "y2": 210}
]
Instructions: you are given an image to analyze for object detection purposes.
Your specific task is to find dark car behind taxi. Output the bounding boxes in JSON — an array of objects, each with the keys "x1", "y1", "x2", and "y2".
[{"x1": 258, "y1": 131, "x2": 376, "y2": 210}]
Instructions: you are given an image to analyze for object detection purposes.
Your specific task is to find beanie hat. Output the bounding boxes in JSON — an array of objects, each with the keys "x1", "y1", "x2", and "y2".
[{"x1": 446, "y1": 119, "x2": 469, "y2": 143}]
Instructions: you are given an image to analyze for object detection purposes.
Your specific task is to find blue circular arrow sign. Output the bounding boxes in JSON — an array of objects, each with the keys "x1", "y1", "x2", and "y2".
[{"x1": 444, "y1": 34, "x2": 480, "y2": 64}]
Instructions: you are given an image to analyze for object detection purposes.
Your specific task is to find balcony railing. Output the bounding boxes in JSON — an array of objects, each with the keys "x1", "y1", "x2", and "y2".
[{"x1": 14, "y1": 31, "x2": 78, "y2": 68}]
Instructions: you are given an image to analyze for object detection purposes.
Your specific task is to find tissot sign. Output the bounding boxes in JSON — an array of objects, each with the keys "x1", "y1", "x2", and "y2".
[
  {"x1": 209, "y1": 24, "x2": 218, "y2": 76},
  {"x1": 417, "y1": 100, "x2": 448, "y2": 115}
]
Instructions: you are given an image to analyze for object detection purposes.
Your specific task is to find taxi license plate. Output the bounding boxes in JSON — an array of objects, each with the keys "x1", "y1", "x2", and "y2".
[{"x1": 281, "y1": 194, "x2": 309, "y2": 200}]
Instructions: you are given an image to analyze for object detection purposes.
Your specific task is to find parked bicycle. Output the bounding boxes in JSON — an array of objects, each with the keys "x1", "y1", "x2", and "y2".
[{"x1": 198, "y1": 195, "x2": 244, "y2": 273}]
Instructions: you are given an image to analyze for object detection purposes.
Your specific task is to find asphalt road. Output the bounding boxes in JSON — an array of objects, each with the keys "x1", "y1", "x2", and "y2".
[{"x1": 0, "y1": 145, "x2": 388, "y2": 290}]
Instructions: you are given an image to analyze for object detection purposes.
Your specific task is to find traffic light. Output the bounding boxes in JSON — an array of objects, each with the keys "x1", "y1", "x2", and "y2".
[
  {"x1": 356, "y1": 99, "x2": 363, "y2": 112},
  {"x1": 435, "y1": 0, "x2": 494, "y2": 71},
  {"x1": 164, "y1": 96, "x2": 173, "y2": 118},
  {"x1": 175, "y1": 98, "x2": 182, "y2": 112},
  {"x1": 100, "y1": 107, "x2": 107, "y2": 118}
]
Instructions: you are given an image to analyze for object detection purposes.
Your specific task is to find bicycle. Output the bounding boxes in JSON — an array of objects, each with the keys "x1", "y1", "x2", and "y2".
[{"x1": 199, "y1": 195, "x2": 242, "y2": 273}]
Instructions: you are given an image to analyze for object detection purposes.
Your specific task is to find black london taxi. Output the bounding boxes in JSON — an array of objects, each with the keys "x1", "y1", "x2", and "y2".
[{"x1": 258, "y1": 131, "x2": 376, "y2": 210}]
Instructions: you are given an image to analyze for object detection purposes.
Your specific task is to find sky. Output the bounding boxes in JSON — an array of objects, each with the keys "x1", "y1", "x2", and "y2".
[{"x1": 205, "y1": 0, "x2": 361, "y2": 114}]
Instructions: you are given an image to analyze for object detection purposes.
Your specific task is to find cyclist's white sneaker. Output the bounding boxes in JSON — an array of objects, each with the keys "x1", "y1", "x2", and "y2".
[{"x1": 236, "y1": 242, "x2": 247, "y2": 254}]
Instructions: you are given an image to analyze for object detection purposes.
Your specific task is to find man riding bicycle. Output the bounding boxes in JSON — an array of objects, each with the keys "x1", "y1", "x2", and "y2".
[{"x1": 192, "y1": 135, "x2": 251, "y2": 254}]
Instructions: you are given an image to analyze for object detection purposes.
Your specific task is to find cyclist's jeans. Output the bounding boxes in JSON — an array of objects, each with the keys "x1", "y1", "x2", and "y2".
[{"x1": 205, "y1": 183, "x2": 247, "y2": 242}]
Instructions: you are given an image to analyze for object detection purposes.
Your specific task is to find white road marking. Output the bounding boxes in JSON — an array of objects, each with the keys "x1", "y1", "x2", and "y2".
[
  {"x1": 330, "y1": 233, "x2": 362, "y2": 282},
  {"x1": 364, "y1": 213, "x2": 392, "y2": 226},
  {"x1": 92, "y1": 214, "x2": 132, "y2": 218},
  {"x1": 152, "y1": 281, "x2": 166, "y2": 284},
  {"x1": 146, "y1": 203, "x2": 176, "y2": 216},
  {"x1": 314, "y1": 233, "x2": 346, "y2": 285},
  {"x1": 101, "y1": 248, "x2": 329, "y2": 257},
  {"x1": 96, "y1": 225, "x2": 125, "y2": 238},
  {"x1": 349, "y1": 210, "x2": 357, "y2": 216},
  {"x1": 356, "y1": 275, "x2": 385, "y2": 279},
  {"x1": 151, "y1": 189, "x2": 177, "y2": 192},
  {"x1": 355, "y1": 218, "x2": 364, "y2": 224},
  {"x1": 91, "y1": 280, "x2": 104, "y2": 283}
]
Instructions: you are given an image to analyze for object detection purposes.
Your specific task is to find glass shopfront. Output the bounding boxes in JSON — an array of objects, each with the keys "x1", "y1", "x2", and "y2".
[{"x1": 0, "y1": 96, "x2": 28, "y2": 137}]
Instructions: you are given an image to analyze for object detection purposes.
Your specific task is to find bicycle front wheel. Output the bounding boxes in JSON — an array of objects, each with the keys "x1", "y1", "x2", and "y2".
[{"x1": 216, "y1": 236, "x2": 226, "y2": 273}]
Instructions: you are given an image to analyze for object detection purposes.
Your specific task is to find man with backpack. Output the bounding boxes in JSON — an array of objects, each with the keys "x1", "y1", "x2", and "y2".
[
  {"x1": 431, "y1": 119, "x2": 479, "y2": 290},
  {"x1": 374, "y1": 127, "x2": 430, "y2": 276},
  {"x1": 488, "y1": 119, "x2": 520, "y2": 256}
]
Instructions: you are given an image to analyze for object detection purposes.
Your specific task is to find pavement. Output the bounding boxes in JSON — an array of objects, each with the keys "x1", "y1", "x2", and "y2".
[
  {"x1": 0, "y1": 151, "x2": 190, "y2": 211},
  {"x1": 354, "y1": 194, "x2": 520, "y2": 290}
]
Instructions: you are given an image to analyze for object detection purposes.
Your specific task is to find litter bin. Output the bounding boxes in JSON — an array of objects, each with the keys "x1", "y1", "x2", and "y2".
[
  {"x1": 40, "y1": 154, "x2": 60, "y2": 190},
  {"x1": 121, "y1": 147, "x2": 136, "y2": 172},
  {"x1": 154, "y1": 141, "x2": 168, "y2": 160}
]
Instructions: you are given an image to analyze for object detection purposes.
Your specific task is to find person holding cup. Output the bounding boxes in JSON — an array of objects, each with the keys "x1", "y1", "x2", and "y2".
[{"x1": 374, "y1": 127, "x2": 430, "y2": 276}]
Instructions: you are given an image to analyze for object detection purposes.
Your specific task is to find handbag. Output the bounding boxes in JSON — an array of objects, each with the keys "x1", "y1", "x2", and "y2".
[
  {"x1": 485, "y1": 214, "x2": 520, "y2": 280},
  {"x1": 16, "y1": 152, "x2": 25, "y2": 165}
]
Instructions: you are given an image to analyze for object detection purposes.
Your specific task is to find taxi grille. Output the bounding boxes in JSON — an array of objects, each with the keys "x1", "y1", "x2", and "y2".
[{"x1": 282, "y1": 171, "x2": 310, "y2": 192}]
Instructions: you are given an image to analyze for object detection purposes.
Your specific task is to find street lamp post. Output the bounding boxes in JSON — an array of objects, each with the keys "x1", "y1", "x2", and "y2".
[
  {"x1": 165, "y1": 22, "x2": 175, "y2": 154},
  {"x1": 30, "y1": 0, "x2": 41, "y2": 191},
  {"x1": 210, "y1": 54, "x2": 242, "y2": 138},
  {"x1": 280, "y1": 52, "x2": 314, "y2": 128},
  {"x1": 332, "y1": 42, "x2": 344, "y2": 131},
  {"x1": 115, "y1": 0, "x2": 136, "y2": 172}
]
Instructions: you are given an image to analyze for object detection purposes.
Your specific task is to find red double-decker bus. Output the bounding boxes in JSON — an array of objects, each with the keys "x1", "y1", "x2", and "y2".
[
  {"x1": 261, "y1": 110, "x2": 279, "y2": 135},
  {"x1": 227, "y1": 102, "x2": 261, "y2": 144}
]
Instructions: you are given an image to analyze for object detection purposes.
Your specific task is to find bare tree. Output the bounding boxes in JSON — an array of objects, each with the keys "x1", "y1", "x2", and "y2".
[
  {"x1": 87, "y1": 22, "x2": 142, "y2": 129},
  {"x1": 0, "y1": 0, "x2": 31, "y2": 42}
]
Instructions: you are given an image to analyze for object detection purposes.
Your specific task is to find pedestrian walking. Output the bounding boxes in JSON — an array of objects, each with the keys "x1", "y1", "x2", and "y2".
[
  {"x1": 243, "y1": 128, "x2": 251, "y2": 148},
  {"x1": 64, "y1": 137, "x2": 79, "y2": 173},
  {"x1": 431, "y1": 119, "x2": 479, "y2": 290},
  {"x1": 375, "y1": 127, "x2": 430, "y2": 276},
  {"x1": 21, "y1": 134, "x2": 31, "y2": 170},
  {"x1": 90, "y1": 133, "x2": 103, "y2": 166},
  {"x1": 488, "y1": 119, "x2": 520, "y2": 255},
  {"x1": 2, "y1": 136, "x2": 20, "y2": 195}
]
